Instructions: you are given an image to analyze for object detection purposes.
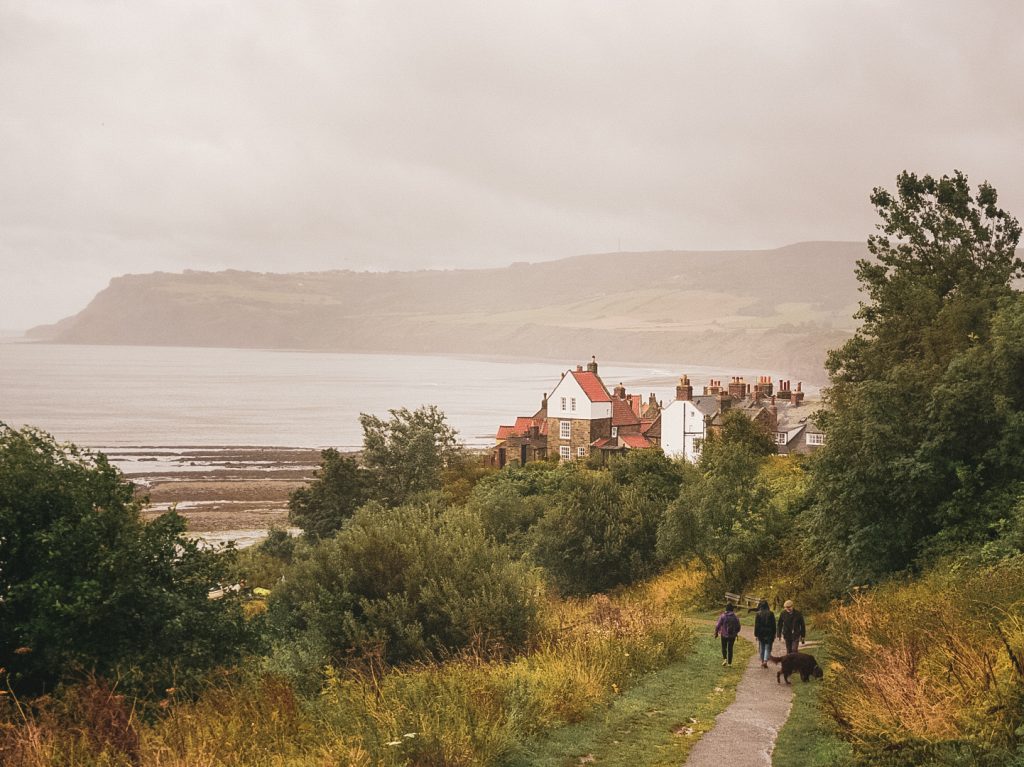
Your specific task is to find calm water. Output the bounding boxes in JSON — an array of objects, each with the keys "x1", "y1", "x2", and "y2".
[{"x1": 0, "y1": 341, "x2": 810, "y2": 450}]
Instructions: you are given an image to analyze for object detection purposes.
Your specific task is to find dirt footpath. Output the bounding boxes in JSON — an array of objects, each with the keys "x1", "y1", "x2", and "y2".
[{"x1": 683, "y1": 625, "x2": 794, "y2": 767}]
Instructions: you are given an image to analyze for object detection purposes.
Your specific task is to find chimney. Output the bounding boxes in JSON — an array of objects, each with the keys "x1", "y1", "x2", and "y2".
[
  {"x1": 728, "y1": 376, "x2": 747, "y2": 400},
  {"x1": 777, "y1": 379, "x2": 792, "y2": 401},
  {"x1": 705, "y1": 378, "x2": 722, "y2": 396},
  {"x1": 587, "y1": 355, "x2": 599, "y2": 374},
  {"x1": 792, "y1": 382, "x2": 804, "y2": 406},
  {"x1": 717, "y1": 392, "x2": 732, "y2": 411},
  {"x1": 576, "y1": 364, "x2": 583, "y2": 372},
  {"x1": 676, "y1": 374, "x2": 693, "y2": 401},
  {"x1": 614, "y1": 382, "x2": 627, "y2": 399},
  {"x1": 649, "y1": 392, "x2": 658, "y2": 408},
  {"x1": 768, "y1": 395, "x2": 778, "y2": 431},
  {"x1": 753, "y1": 375, "x2": 773, "y2": 399},
  {"x1": 541, "y1": 393, "x2": 548, "y2": 411}
]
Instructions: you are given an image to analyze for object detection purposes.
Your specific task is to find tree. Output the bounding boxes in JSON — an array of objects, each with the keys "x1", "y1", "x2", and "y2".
[
  {"x1": 0, "y1": 425, "x2": 247, "y2": 695},
  {"x1": 358, "y1": 405, "x2": 462, "y2": 506},
  {"x1": 807, "y1": 172, "x2": 1023, "y2": 586},
  {"x1": 530, "y1": 466, "x2": 662, "y2": 595},
  {"x1": 288, "y1": 448, "x2": 369, "y2": 538},
  {"x1": 657, "y1": 429, "x2": 778, "y2": 594}
]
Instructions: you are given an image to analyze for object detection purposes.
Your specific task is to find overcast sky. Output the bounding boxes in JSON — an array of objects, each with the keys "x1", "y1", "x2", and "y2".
[{"x1": 1, "y1": 1, "x2": 1022, "y2": 328}]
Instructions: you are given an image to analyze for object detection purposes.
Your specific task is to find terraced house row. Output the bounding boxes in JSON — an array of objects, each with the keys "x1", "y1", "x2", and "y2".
[{"x1": 492, "y1": 357, "x2": 824, "y2": 468}]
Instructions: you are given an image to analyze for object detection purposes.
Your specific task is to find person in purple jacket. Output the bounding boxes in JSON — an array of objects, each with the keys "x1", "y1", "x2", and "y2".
[{"x1": 714, "y1": 602, "x2": 741, "y2": 666}]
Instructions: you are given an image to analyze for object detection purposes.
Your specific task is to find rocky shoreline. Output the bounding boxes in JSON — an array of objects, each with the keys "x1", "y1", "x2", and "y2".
[{"x1": 102, "y1": 446, "x2": 324, "y2": 546}]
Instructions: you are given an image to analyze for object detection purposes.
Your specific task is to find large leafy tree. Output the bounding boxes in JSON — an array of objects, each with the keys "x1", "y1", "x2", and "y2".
[
  {"x1": 288, "y1": 448, "x2": 369, "y2": 538},
  {"x1": 358, "y1": 405, "x2": 462, "y2": 506},
  {"x1": 808, "y1": 171, "x2": 1023, "y2": 585},
  {"x1": 0, "y1": 425, "x2": 247, "y2": 695},
  {"x1": 657, "y1": 418, "x2": 780, "y2": 594}
]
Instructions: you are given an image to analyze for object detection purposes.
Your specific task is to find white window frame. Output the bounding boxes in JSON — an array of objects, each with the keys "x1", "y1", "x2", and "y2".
[
  {"x1": 559, "y1": 420, "x2": 571, "y2": 440},
  {"x1": 611, "y1": 426, "x2": 618, "y2": 438},
  {"x1": 560, "y1": 445, "x2": 571, "y2": 461},
  {"x1": 693, "y1": 437, "x2": 703, "y2": 455},
  {"x1": 571, "y1": 397, "x2": 576, "y2": 412},
  {"x1": 807, "y1": 432, "x2": 825, "y2": 446},
  {"x1": 576, "y1": 446, "x2": 586, "y2": 458},
  {"x1": 775, "y1": 432, "x2": 787, "y2": 445},
  {"x1": 560, "y1": 396, "x2": 566, "y2": 412}
]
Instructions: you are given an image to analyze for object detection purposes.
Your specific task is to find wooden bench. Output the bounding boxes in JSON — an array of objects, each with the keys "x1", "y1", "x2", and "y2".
[{"x1": 725, "y1": 592, "x2": 763, "y2": 611}]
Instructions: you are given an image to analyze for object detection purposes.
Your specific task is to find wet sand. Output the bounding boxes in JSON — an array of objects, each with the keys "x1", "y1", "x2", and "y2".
[{"x1": 104, "y1": 446, "x2": 323, "y2": 545}]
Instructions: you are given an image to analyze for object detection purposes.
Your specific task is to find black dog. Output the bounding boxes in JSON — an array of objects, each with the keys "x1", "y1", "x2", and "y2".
[{"x1": 769, "y1": 652, "x2": 823, "y2": 684}]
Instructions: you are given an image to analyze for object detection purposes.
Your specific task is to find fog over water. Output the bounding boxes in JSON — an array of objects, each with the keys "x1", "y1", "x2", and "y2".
[{"x1": 0, "y1": 341, "x2": 815, "y2": 449}]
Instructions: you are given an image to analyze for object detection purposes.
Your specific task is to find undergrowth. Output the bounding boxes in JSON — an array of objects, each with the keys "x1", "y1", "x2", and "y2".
[{"x1": 0, "y1": 567, "x2": 702, "y2": 766}]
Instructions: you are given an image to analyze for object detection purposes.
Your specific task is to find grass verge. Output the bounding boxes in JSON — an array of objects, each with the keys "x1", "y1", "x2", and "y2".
[
  {"x1": 771, "y1": 639, "x2": 852, "y2": 767},
  {"x1": 506, "y1": 626, "x2": 752, "y2": 767}
]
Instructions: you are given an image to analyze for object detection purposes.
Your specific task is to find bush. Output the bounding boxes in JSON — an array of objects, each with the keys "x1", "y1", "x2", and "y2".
[
  {"x1": 266, "y1": 501, "x2": 543, "y2": 673},
  {"x1": 0, "y1": 425, "x2": 248, "y2": 696},
  {"x1": 530, "y1": 466, "x2": 663, "y2": 595},
  {"x1": 823, "y1": 556, "x2": 1024, "y2": 764}
]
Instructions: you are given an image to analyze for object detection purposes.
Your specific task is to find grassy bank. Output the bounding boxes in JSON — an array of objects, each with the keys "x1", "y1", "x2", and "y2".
[{"x1": 0, "y1": 568, "x2": 708, "y2": 767}]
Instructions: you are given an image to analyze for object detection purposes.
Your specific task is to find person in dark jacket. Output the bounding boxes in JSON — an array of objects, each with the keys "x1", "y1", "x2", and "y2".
[
  {"x1": 714, "y1": 603, "x2": 741, "y2": 666},
  {"x1": 753, "y1": 599, "x2": 776, "y2": 669},
  {"x1": 777, "y1": 599, "x2": 806, "y2": 654}
]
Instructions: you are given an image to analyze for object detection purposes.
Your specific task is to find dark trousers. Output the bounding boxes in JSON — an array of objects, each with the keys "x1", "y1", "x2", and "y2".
[
  {"x1": 783, "y1": 635, "x2": 801, "y2": 654},
  {"x1": 721, "y1": 636, "x2": 736, "y2": 664}
]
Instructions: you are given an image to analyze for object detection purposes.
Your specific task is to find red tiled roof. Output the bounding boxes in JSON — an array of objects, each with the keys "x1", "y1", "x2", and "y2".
[
  {"x1": 612, "y1": 397, "x2": 641, "y2": 427},
  {"x1": 591, "y1": 437, "x2": 612, "y2": 449},
  {"x1": 570, "y1": 370, "x2": 611, "y2": 402},
  {"x1": 513, "y1": 416, "x2": 534, "y2": 432},
  {"x1": 620, "y1": 434, "x2": 652, "y2": 449},
  {"x1": 496, "y1": 425, "x2": 515, "y2": 441},
  {"x1": 628, "y1": 394, "x2": 644, "y2": 418}
]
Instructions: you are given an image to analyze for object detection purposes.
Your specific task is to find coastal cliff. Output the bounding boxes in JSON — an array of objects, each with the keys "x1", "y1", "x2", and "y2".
[{"x1": 28, "y1": 241, "x2": 866, "y2": 384}]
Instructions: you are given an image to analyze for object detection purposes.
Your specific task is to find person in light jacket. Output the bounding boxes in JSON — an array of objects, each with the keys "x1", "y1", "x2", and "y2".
[
  {"x1": 777, "y1": 599, "x2": 806, "y2": 654},
  {"x1": 754, "y1": 599, "x2": 776, "y2": 669}
]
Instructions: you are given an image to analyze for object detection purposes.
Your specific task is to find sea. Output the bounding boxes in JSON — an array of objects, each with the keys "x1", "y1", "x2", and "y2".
[{"x1": 0, "y1": 340, "x2": 806, "y2": 452}]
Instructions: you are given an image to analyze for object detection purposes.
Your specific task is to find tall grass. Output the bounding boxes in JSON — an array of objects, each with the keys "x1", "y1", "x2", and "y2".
[
  {"x1": 0, "y1": 567, "x2": 701, "y2": 767},
  {"x1": 823, "y1": 555, "x2": 1024, "y2": 765}
]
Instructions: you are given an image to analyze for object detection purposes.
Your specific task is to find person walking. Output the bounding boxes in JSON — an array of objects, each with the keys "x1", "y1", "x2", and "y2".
[
  {"x1": 714, "y1": 603, "x2": 741, "y2": 666},
  {"x1": 753, "y1": 599, "x2": 776, "y2": 668},
  {"x1": 777, "y1": 599, "x2": 806, "y2": 654}
]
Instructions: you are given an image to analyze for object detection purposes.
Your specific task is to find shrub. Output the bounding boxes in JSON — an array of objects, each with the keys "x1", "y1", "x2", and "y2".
[
  {"x1": 823, "y1": 556, "x2": 1024, "y2": 764},
  {"x1": 267, "y1": 501, "x2": 543, "y2": 673},
  {"x1": 0, "y1": 425, "x2": 248, "y2": 696}
]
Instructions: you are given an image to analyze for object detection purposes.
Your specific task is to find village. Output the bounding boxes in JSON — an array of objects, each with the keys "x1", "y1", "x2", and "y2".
[{"x1": 492, "y1": 357, "x2": 824, "y2": 468}]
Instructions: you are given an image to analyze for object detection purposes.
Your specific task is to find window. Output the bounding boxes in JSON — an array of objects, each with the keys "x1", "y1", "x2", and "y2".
[
  {"x1": 577, "y1": 446, "x2": 586, "y2": 458},
  {"x1": 560, "y1": 397, "x2": 566, "y2": 411},
  {"x1": 807, "y1": 432, "x2": 826, "y2": 446},
  {"x1": 611, "y1": 426, "x2": 618, "y2": 438},
  {"x1": 692, "y1": 438, "x2": 703, "y2": 455},
  {"x1": 775, "y1": 432, "x2": 787, "y2": 445},
  {"x1": 560, "y1": 445, "x2": 571, "y2": 461},
  {"x1": 571, "y1": 397, "x2": 576, "y2": 412},
  {"x1": 560, "y1": 421, "x2": 571, "y2": 440}
]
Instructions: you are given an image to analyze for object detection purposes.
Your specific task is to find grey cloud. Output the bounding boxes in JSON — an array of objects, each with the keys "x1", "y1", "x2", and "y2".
[{"x1": 1, "y1": 0, "x2": 1022, "y2": 327}]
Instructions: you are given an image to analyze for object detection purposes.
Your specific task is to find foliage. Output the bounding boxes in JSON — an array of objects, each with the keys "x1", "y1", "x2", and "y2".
[
  {"x1": 529, "y1": 466, "x2": 663, "y2": 595},
  {"x1": 658, "y1": 423, "x2": 784, "y2": 596},
  {"x1": 359, "y1": 405, "x2": 462, "y2": 506},
  {"x1": 0, "y1": 567, "x2": 699, "y2": 767},
  {"x1": 822, "y1": 556, "x2": 1024, "y2": 765},
  {"x1": 0, "y1": 425, "x2": 248, "y2": 696},
  {"x1": 466, "y1": 465, "x2": 552, "y2": 557},
  {"x1": 807, "y1": 171, "x2": 1024, "y2": 586},
  {"x1": 606, "y1": 448, "x2": 689, "y2": 506},
  {"x1": 266, "y1": 501, "x2": 542, "y2": 672},
  {"x1": 287, "y1": 448, "x2": 369, "y2": 538}
]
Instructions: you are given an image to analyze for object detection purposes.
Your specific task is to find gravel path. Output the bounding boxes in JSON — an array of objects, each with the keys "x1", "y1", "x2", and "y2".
[{"x1": 683, "y1": 624, "x2": 795, "y2": 767}]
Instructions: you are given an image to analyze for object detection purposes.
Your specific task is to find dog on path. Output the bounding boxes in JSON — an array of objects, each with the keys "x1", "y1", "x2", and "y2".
[{"x1": 768, "y1": 652, "x2": 823, "y2": 684}]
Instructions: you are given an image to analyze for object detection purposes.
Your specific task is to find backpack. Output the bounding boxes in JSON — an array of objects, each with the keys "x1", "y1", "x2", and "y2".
[{"x1": 724, "y1": 612, "x2": 741, "y2": 638}]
